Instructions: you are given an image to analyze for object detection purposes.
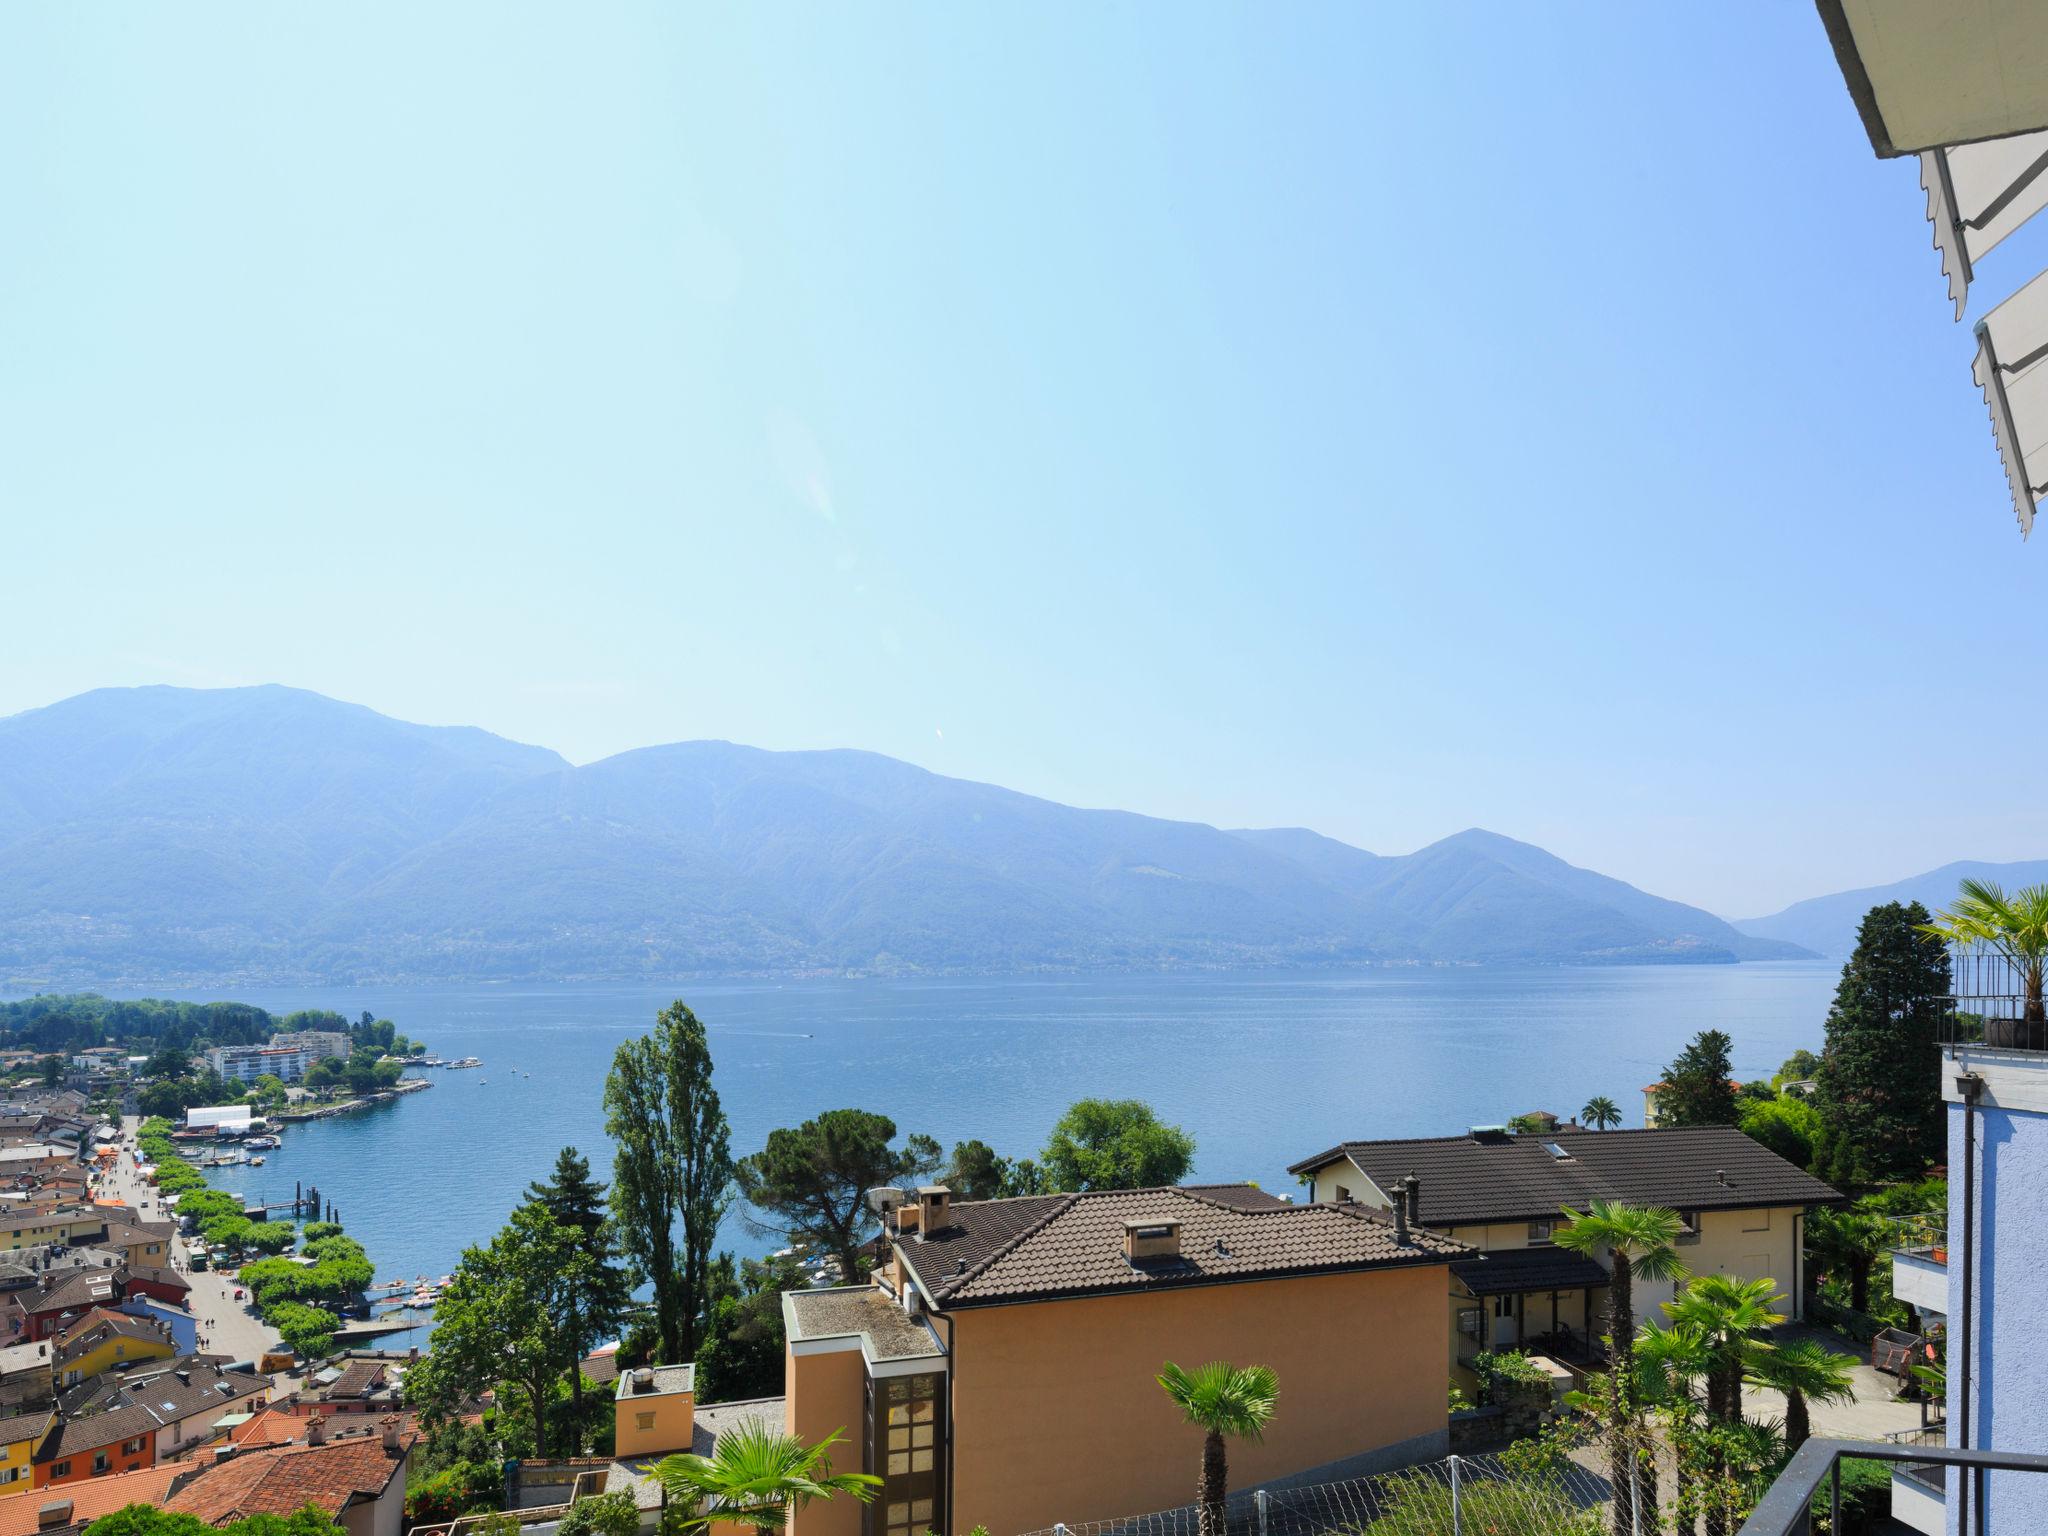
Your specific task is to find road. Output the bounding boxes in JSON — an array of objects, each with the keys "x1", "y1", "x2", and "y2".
[{"x1": 109, "y1": 1115, "x2": 284, "y2": 1369}]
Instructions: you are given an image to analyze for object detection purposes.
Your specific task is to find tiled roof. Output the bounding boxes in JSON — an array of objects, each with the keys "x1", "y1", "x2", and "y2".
[
  {"x1": 55, "y1": 1308, "x2": 165, "y2": 1364},
  {"x1": 897, "y1": 1185, "x2": 1466, "y2": 1308},
  {"x1": 321, "y1": 1360, "x2": 387, "y2": 1400},
  {"x1": 25, "y1": 1269, "x2": 120, "y2": 1316},
  {"x1": 126, "y1": 1265, "x2": 190, "y2": 1294},
  {"x1": 34, "y1": 1399, "x2": 162, "y2": 1461},
  {"x1": 1449, "y1": 1247, "x2": 1613, "y2": 1298},
  {"x1": 0, "y1": 1462, "x2": 185, "y2": 1536},
  {"x1": 0, "y1": 1411, "x2": 50, "y2": 1449},
  {"x1": 1290, "y1": 1126, "x2": 1842, "y2": 1227},
  {"x1": 167, "y1": 1435, "x2": 410, "y2": 1523}
]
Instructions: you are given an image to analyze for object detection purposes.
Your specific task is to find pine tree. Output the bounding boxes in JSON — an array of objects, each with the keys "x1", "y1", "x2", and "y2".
[
  {"x1": 1812, "y1": 902, "x2": 1950, "y2": 1187},
  {"x1": 525, "y1": 1146, "x2": 633, "y2": 1442}
]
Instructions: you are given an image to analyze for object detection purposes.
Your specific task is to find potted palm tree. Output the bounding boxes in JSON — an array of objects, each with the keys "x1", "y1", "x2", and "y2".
[
  {"x1": 654, "y1": 1422, "x2": 880, "y2": 1534},
  {"x1": 1556, "y1": 1201, "x2": 1686, "y2": 1536},
  {"x1": 1920, "y1": 878, "x2": 2048, "y2": 1049},
  {"x1": 1156, "y1": 1360, "x2": 1279, "y2": 1536}
]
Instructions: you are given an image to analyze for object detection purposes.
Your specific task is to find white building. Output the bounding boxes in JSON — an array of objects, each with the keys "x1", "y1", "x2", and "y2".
[{"x1": 208, "y1": 1043, "x2": 317, "y2": 1083}]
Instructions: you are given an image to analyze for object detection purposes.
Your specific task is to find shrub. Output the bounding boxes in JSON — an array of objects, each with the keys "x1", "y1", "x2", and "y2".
[
  {"x1": 1807, "y1": 1457, "x2": 1892, "y2": 1534},
  {"x1": 405, "y1": 1463, "x2": 502, "y2": 1524},
  {"x1": 557, "y1": 1492, "x2": 639, "y2": 1536}
]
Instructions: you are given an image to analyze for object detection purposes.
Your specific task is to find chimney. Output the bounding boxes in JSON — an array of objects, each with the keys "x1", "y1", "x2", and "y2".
[
  {"x1": 916, "y1": 1186, "x2": 951, "y2": 1234},
  {"x1": 380, "y1": 1414, "x2": 402, "y2": 1454},
  {"x1": 630, "y1": 1369, "x2": 655, "y2": 1395},
  {"x1": 1404, "y1": 1175, "x2": 1421, "y2": 1228},
  {"x1": 175, "y1": 1369, "x2": 190, "y2": 1387},
  {"x1": 306, "y1": 1414, "x2": 327, "y2": 1446},
  {"x1": 213, "y1": 1445, "x2": 238, "y2": 1465},
  {"x1": 1122, "y1": 1218, "x2": 1181, "y2": 1264},
  {"x1": 36, "y1": 1500, "x2": 73, "y2": 1531},
  {"x1": 1390, "y1": 1181, "x2": 1410, "y2": 1244}
]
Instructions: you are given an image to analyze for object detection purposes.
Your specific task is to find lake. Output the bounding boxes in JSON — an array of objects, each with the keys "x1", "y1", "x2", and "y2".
[{"x1": 44, "y1": 963, "x2": 1844, "y2": 1342}]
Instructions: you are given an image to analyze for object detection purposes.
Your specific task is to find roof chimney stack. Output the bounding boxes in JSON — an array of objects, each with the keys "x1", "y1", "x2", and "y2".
[
  {"x1": 1122, "y1": 1218, "x2": 1182, "y2": 1264},
  {"x1": 1405, "y1": 1174, "x2": 1421, "y2": 1227},
  {"x1": 37, "y1": 1501, "x2": 73, "y2": 1531},
  {"x1": 631, "y1": 1368, "x2": 655, "y2": 1394},
  {"x1": 380, "y1": 1414, "x2": 403, "y2": 1454},
  {"x1": 306, "y1": 1414, "x2": 327, "y2": 1446},
  {"x1": 917, "y1": 1186, "x2": 952, "y2": 1235},
  {"x1": 1390, "y1": 1180, "x2": 1411, "y2": 1244}
]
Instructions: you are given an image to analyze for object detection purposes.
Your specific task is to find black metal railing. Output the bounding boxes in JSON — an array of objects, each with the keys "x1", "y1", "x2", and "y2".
[
  {"x1": 1936, "y1": 951, "x2": 2048, "y2": 1053},
  {"x1": 1886, "y1": 1426, "x2": 1947, "y2": 1495},
  {"x1": 1736, "y1": 1437, "x2": 2048, "y2": 1535}
]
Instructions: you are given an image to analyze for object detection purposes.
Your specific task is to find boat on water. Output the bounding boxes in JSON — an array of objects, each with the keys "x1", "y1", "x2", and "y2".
[
  {"x1": 244, "y1": 1135, "x2": 280, "y2": 1150},
  {"x1": 250, "y1": 1156, "x2": 265, "y2": 1166},
  {"x1": 446, "y1": 1057, "x2": 483, "y2": 1069}
]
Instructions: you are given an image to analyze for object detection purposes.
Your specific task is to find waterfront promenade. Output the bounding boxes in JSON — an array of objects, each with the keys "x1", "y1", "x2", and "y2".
[{"x1": 109, "y1": 1115, "x2": 284, "y2": 1368}]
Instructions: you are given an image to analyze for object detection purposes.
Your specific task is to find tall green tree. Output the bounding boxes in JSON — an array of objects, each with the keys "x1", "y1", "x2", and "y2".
[
  {"x1": 1656, "y1": 1030, "x2": 1739, "y2": 1128},
  {"x1": 604, "y1": 1001, "x2": 735, "y2": 1367},
  {"x1": 1556, "y1": 1201, "x2": 1687, "y2": 1536},
  {"x1": 1040, "y1": 1098, "x2": 1196, "y2": 1191},
  {"x1": 528, "y1": 1146, "x2": 633, "y2": 1434},
  {"x1": 413, "y1": 1200, "x2": 591, "y2": 1457},
  {"x1": 1746, "y1": 1338, "x2": 1855, "y2": 1454},
  {"x1": 736, "y1": 1110, "x2": 939, "y2": 1280},
  {"x1": 1812, "y1": 902, "x2": 1950, "y2": 1186},
  {"x1": 1581, "y1": 1095, "x2": 1623, "y2": 1131},
  {"x1": 693, "y1": 1252, "x2": 805, "y2": 1403},
  {"x1": 1155, "y1": 1361, "x2": 1280, "y2": 1536}
]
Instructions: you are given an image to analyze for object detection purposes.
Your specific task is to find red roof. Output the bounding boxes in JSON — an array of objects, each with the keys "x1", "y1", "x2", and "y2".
[
  {"x1": 0, "y1": 1464, "x2": 185, "y2": 1536},
  {"x1": 167, "y1": 1434, "x2": 412, "y2": 1524}
]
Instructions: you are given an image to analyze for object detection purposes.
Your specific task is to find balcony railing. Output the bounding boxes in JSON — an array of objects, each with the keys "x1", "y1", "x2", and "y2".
[
  {"x1": 1935, "y1": 951, "x2": 2048, "y2": 1053},
  {"x1": 1736, "y1": 1437, "x2": 2048, "y2": 1535},
  {"x1": 1886, "y1": 1426, "x2": 1948, "y2": 1496},
  {"x1": 1883, "y1": 1211, "x2": 1948, "y2": 1262}
]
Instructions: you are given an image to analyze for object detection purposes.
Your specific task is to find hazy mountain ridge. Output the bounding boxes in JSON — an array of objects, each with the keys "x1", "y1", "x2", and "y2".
[
  {"x1": 1734, "y1": 857, "x2": 2048, "y2": 958},
  {"x1": 0, "y1": 686, "x2": 1811, "y2": 983}
]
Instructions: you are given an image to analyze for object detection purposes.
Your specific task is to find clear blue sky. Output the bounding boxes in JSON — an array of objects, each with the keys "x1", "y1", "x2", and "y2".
[{"x1": 2, "y1": 5, "x2": 2042, "y2": 919}]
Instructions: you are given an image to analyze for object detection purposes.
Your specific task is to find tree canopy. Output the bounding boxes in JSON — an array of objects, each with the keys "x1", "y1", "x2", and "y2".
[
  {"x1": 1655, "y1": 1030, "x2": 1738, "y2": 1128},
  {"x1": 1812, "y1": 901, "x2": 1950, "y2": 1187},
  {"x1": 736, "y1": 1109, "x2": 938, "y2": 1280},
  {"x1": 1040, "y1": 1098, "x2": 1196, "y2": 1191}
]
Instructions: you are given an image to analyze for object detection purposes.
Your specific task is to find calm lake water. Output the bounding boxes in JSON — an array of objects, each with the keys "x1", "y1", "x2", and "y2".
[{"x1": 21, "y1": 964, "x2": 1843, "y2": 1342}]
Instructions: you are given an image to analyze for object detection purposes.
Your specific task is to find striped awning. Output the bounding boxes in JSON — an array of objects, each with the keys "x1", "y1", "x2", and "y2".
[{"x1": 1974, "y1": 269, "x2": 2048, "y2": 536}]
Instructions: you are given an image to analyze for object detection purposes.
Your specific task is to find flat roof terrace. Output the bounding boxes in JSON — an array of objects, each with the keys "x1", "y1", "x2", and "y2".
[{"x1": 784, "y1": 1286, "x2": 946, "y2": 1367}]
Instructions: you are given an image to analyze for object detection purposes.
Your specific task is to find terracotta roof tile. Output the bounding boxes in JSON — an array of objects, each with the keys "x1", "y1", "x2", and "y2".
[
  {"x1": 167, "y1": 1435, "x2": 411, "y2": 1523},
  {"x1": 898, "y1": 1185, "x2": 1465, "y2": 1307},
  {"x1": 0, "y1": 1463, "x2": 185, "y2": 1536}
]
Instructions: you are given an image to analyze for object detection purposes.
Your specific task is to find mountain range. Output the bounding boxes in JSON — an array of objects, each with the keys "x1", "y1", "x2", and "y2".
[
  {"x1": 0, "y1": 686, "x2": 1817, "y2": 984},
  {"x1": 1734, "y1": 859, "x2": 2048, "y2": 958}
]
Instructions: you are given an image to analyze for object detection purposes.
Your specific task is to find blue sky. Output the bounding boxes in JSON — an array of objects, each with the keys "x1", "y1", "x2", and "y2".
[{"x1": 2, "y1": 5, "x2": 2042, "y2": 919}]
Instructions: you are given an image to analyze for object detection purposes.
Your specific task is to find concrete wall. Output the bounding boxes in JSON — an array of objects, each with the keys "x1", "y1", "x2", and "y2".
[
  {"x1": 785, "y1": 1344, "x2": 867, "y2": 1536},
  {"x1": 946, "y1": 1264, "x2": 1449, "y2": 1536},
  {"x1": 1946, "y1": 1055, "x2": 2048, "y2": 1536}
]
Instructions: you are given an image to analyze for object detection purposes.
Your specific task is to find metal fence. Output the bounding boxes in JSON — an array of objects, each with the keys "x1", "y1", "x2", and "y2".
[
  {"x1": 1938, "y1": 949, "x2": 2048, "y2": 1053},
  {"x1": 1016, "y1": 1452, "x2": 1610, "y2": 1536}
]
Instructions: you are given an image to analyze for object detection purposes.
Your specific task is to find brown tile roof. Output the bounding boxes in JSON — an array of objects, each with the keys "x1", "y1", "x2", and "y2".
[
  {"x1": 897, "y1": 1185, "x2": 1466, "y2": 1308},
  {"x1": 167, "y1": 1434, "x2": 411, "y2": 1523},
  {"x1": 55, "y1": 1309, "x2": 166, "y2": 1364},
  {"x1": 0, "y1": 1411, "x2": 50, "y2": 1449},
  {"x1": 0, "y1": 1463, "x2": 185, "y2": 1536},
  {"x1": 34, "y1": 1399, "x2": 162, "y2": 1462},
  {"x1": 24, "y1": 1270, "x2": 120, "y2": 1316},
  {"x1": 126, "y1": 1265, "x2": 190, "y2": 1295},
  {"x1": 322, "y1": 1360, "x2": 386, "y2": 1400},
  {"x1": 1289, "y1": 1125, "x2": 1842, "y2": 1228}
]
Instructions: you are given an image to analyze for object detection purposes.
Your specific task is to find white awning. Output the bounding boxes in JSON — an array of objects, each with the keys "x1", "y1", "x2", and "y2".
[
  {"x1": 1923, "y1": 131, "x2": 2048, "y2": 317},
  {"x1": 1820, "y1": 0, "x2": 2048, "y2": 156},
  {"x1": 1973, "y1": 269, "x2": 2048, "y2": 536}
]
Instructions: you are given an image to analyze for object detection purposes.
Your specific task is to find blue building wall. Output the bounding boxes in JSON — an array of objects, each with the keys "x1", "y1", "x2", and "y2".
[
  {"x1": 119, "y1": 1296, "x2": 197, "y2": 1355},
  {"x1": 1949, "y1": 1093, "x2": 2048, "y2": 1534}
]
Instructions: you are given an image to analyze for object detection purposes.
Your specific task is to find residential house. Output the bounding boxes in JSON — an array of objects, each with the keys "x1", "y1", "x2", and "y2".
[
  {"x1": 292, "y1": 1357, "x2": 405, "y2": 1417},
  {"x1": 1641, "y1": 1081, "x2": 1741, "y2": 1129},
  {"x1": 15, "y1": 1272, "x2": 123, "y2": 1344},
  {"x1": 120, "y1": 1266, "x2": 190, "y2": 1310},
  {"x1": 1288, "y1": 1124, "x2": 1840, "y2": 1388},
  {"x1": 32, "y1": 1401, "x2": 159, "y2": 1488},
  {"x1": 0, "y1": 1210, "x2": 106, "y2": 1256},
  {"x1": 96, "y1": 1212, "x2": 173, "y2": 1272},
  {"x1": 614, "y1": 1366, "x2": 694, "y2": 1459},
  {"x1": 62, "y1": 1358, "x2": 269, "y2": 1459},
  {"x1": 0, "y1": 1152, "x2": 73, "y2": 1189},
  {"x1": 0, "y1": 1414, "x2": 51, "y2": 1499},
  {"x1": 0, "y1": 1344, "x2": 52, "y2": 1415},
  {"x1": 0, "y1": 1464, "x2": 184, "y2": 1536},
  {"x1": 52, "y1": 1311, "x2": 174, "y2": 1390},
  {"x1": 782, "y1": 1182, "x2": 1467, "y2": 1536},
  {"x1": 165, "y1": 1415, "x2": 414, "y2": 1536}
]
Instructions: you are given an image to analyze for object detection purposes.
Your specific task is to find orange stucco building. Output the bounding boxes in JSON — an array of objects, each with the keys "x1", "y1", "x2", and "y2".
[{"x1": 784, "y1": 1183, "x2": 1465, "y2": 1536}]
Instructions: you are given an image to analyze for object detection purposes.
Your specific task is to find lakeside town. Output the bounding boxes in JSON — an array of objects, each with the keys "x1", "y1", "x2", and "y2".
[{"x1": 0, "y1": 877, "x2": 2023, "y2": 1536}]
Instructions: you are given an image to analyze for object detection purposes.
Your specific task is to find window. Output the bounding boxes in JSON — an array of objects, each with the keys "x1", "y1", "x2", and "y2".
[
  {"x1": 1333, "y1": 1185, "x2": 1351, "y2": 1203},
  {"x1": 635, "y1": 1413, "x2": 655, "y2": 1432},
  {"x1": 92, "y1": 1453, "x2": 109, "y2": 1475},
  {"x1": 122, "y1": 1439, "x2": 144, "y2": 1455},
  {"x1": 866, "y1": 1373, "x2": 944, "y2": 1536},
  {"x1": 1527, "y1": 1219, "x2": 1555, "y2": 1245},
  {"x1": 53, "y1": 1460, "x2": 70, "y2": 1478}
]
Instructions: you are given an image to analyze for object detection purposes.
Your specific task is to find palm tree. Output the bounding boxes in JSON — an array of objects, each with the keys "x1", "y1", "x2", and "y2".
[
  {"x1": 1805, "y1": 1207, "x2": 1887, "y2": 1314},
  {"x1": 1632, "y1": 1322, "x2": 1711, "y2": 1531},
  {"x1": 1156, "y1": 1360, "x2": 1279, "y2": 1536},
  {"x1": 1921, "y1": 878, "x2": 2048, "y2": 1042},
  {"x1": 1745, "y1": 1338, "x2": 1856, "y2": 1453},
  {"x1": 1581, "y1": 1096, "x2": 1623, "y2": 1131},
  {"x1": 1557, "y1": 1201, "x2": 1687, "y2": 1536},
  {"x1": 654, "y1": 1422, "x2": 880, "y2": 1534},
  {"x1": 1664, "y1": 1277, "x2": 1786, "y2": 1536}
]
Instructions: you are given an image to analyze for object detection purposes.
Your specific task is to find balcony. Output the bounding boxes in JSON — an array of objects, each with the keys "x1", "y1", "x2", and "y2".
[
  {"x1": 1886, "y1": 1212, "x2": 1948, "y2": 1319},
  {"x1": 1737, "y1": 1438, "x2": 2048, "y2": 1535},
  {"x1": 1886, "y1": 1427, "x2": 1947, "y2": 1536},
  {"x1": 1935, "y1": 954, "x2": 2048, "y2": 1055}
]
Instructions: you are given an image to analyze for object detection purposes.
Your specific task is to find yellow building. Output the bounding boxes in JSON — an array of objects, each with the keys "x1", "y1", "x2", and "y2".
[
  {"x1": 784, "y1": 1183, "x2": 1465, "y2": 1536},
  {"x1": 0, "y1": 1412, "x2": 52, "y2": 1499},
  {"x1": 52, "y1": 1311, "x2": 174, "y2": 1391},
  {"x1": 612, "y1": 1365, "x2": 695, "y2": 1458},
  {"x1": 0, "y1": 1207, "x2": 107, "y2": 1253},
  {"x1": 1288, "y1": 1124, "x2": 1841, "y2": 1390}
]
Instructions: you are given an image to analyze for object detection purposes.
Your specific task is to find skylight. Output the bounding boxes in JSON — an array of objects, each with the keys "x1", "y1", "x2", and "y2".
[{"x1": 1543, "y1": 1142, "x2": 1574, "y2": 1161}]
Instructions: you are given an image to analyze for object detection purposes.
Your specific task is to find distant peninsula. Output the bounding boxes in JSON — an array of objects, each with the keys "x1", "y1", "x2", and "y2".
[{"x1": 0, "y1": 685, "x2": 1813, "y2": 985}]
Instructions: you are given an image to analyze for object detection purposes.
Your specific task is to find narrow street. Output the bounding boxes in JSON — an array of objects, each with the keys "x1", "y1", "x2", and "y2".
[{"x1": 109, "y1": 1114, "x2": 284, "y2": 1369}]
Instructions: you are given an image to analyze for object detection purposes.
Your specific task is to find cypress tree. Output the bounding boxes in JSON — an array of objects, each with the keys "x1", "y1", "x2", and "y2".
[{"x1": 1812, "y1": 901, "x2": 1951, "y2": 1187}]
